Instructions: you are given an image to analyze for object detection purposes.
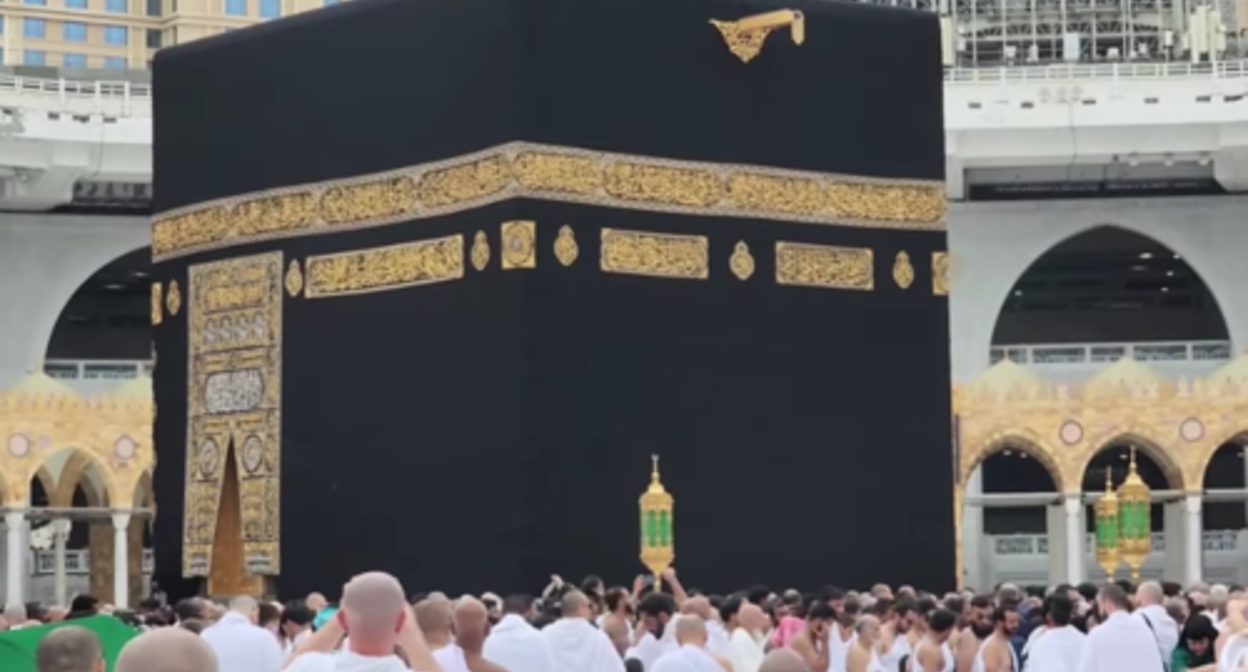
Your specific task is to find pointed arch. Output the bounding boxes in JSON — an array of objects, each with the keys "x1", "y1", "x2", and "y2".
[
  {"x1": 992, "y1": 224, "x2": 1230, "y2": 347},
  {"x1": 961, "y1": 432, "x2": 1065, "y2": 493},
  {"x1": 1080, "y1": 432, "x2": 1184, "y2": 491},
  {"x1": 45, "y1": 449, "x2": 115, "y2": 508}
]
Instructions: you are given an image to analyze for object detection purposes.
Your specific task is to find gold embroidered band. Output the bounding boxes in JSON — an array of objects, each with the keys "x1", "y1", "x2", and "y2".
[
  {"x1": 153, "y1": 142, "x2": 946, "y2": 262},
  {"x1": 775, "y1": 241, "x2": 874, "y2": 290},
  {"x1": 304, "y1": 234, "x2": 465, "y2": 298},
  {"x1": 601, "y1": 229, "x2": 710, "y2": 280}
]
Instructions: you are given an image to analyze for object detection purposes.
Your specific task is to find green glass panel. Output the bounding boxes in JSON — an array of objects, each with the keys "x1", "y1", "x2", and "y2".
[
  {"x1": 659, "y1": 511, "x2": 671, "y2": 547},
  {"x1": 645, "y1": 510, "x2": 658, "y2": 547},
  {"x1": 1138, "y1": 501, "x2": 1149, "y2": 537},
  {"x1": 1095, "y1": 517, "x2": 1106, "y2": 549},
  {"x1": 1107, "y1": 516, "x2": 1118, "y2": 547}
]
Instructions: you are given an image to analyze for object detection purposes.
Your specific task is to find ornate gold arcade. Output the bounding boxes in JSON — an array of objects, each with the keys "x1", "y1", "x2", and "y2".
[
  {"x1": 0, "y1": 373, "x2": 153, "y2": 508},
  {"x1": 185, "y1": 252, "x2": 283, "y2": 578},
  {"x1": 955, "y1": 356, "x2": 1248, "y2": 494},
  {"x1": 152, "y1": 142, "x2": 946, "y2": 262},
  {"x1": 709, "y1": 10, "x2": 806, "y2": 64}
]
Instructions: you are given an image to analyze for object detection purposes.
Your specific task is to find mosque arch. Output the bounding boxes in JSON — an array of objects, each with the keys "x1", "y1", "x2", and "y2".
[
  {"x1": 133, "y1": 469, "x2": 154, "y2": 509},
  {"x1": 1079, "y1": 433, "x2": 1185, "y2": 492},
  {"x1": 990, "y1": 225, "x2": 1229, "y2": 347},
  {"x1": 962, "y1": 433, "x2": 1065, "y2": 493},
  {"x1": 1201, "y1": 442, "x2": 1247, "y2": 531},
  {"x1": 44, "y1": 245, "x2": 152, "y2": 363},
  {"x1": 40, "y1": 447, "x2": 116, "y2": 508}
]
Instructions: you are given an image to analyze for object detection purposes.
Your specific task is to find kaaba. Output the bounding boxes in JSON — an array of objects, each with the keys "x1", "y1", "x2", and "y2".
[{"x1": 150, "y1": 0, "x2": 953, "y2": 597}]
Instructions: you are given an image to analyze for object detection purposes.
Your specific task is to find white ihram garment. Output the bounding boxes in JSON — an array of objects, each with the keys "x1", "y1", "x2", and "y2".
[
  {"x1": 542, "y1": 616, "x2": 627, "y2": 672},
  {"x1": 484, "y1": 614, "x2": 556, "y2": 672}
]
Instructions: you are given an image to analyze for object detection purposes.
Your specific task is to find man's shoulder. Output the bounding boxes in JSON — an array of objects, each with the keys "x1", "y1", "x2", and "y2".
[{"x1": 286, "y1": 652, "x2": 337, "y2": 672}]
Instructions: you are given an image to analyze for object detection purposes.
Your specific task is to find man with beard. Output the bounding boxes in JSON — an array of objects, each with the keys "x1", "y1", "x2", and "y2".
[
  {"x1": 976, "y1": 604, "x2": 1020, "y2": 672},
  {"x1": 879, "y1": 599, "x2": 919, "y2": 671},
  {"x1": 629, "y1": 593, "x2": 679, "y2": 669},
  {"x1": 954, "y1": 596, "x2": 993, "y2": 672},
  {"x1": 1024, "y1": 594, "x2": 1084, "y2": 672}
]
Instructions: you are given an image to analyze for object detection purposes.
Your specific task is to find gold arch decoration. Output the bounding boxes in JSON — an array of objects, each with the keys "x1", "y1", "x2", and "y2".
[
  {"x1": 955, "y1": 355, "x2": 1248, "y2": 495},
  {"x1": 0, "y1": 371, "x2": 154, "y2": 507}
]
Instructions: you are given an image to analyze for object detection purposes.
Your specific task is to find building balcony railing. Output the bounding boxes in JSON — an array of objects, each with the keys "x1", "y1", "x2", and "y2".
[
  {"x1": 30, "y1": 548, "x2": 154, "y2": 575},
  {"x1": 992, "y1": 530, "x2": 1241, "y2": 556},
  {"x1": 945, "y1": 59, "x2": 1248, "y2": 85},
  {"x1": 0, "y1": 74, "x2": 151, "y2": 118},
  {"x1": 990, "y1": 341, "x2": 1232, "y2": 367},
  {"x1": 42, "y1": 360, "x2": 153, "y2": 382}
]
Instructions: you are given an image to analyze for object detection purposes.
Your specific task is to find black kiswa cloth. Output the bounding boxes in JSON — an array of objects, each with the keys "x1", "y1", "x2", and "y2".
[{"x1": 153, "y1": 0, "x2": 943, "y2": 212}]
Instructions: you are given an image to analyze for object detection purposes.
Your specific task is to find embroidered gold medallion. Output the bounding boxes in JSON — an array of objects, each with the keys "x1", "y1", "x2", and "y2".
[
  {"x1": 471, "y1": 231, "x2": 491, "y2": 271},
  {"x1": 501, "y1": 221, "x2": 537, "y2": 269},
  {"x1": 166, "y1": 280, "x2": 182, "y2": 316},
  {"x1": 893, "y1": 251, "x2": 915, "y2": 290},
  {"x1": 151, "y1": 282, "x2": 163, "y2": 326},
  {"x1": 729, "y1": 241, "x2": 755, "y2": 281},
  {"x1": 554, "y1": 225, "x2": 579, "y2": 267},
  {"x1": 285, "y1": 259, "x2": 304, "y2": 297},
  {"x1": 932, "y1": 251, "x2": 950, "y2": 296}
]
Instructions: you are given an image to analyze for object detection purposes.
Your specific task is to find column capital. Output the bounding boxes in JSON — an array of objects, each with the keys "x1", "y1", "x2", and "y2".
[
  {"x1": 1183, "y1": 493, "x2": 1203, "y2": 515},
  {"x1": 111, "y1": 511, "x2": 132, "y2": 530},
  {"x1": 1063, "y1": 493, "x2": 1083, "y2": 515},
  {"x1": 4, "y1": 510, "x2": 26, "y2": 528},
  {"x1": 51, "y1": 518, "x2": 72, "y2": 536}
]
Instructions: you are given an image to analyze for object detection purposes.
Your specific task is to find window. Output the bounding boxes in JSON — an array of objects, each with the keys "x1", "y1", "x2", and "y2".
[
  {"x1": 147, "y1": 0, "x2": 161, "y2": 16},
  {"x1": 23, "y1": 0, "x2": 48, "y2": 6},
  {"x1": 63, "y1": 53, "x2": 87, "y2": 68},
  {"x1": 65, "y1": 0, "x2": 88, "y2": 8},
  {"x1": 103, "y1": 56, "x2": 128, "y2": 69},
  {"x1": 63, "y1": 21, "x2": 88, "y2": 42},
  {"x1": 258, "y1": 0, "x2": 279, "y2": 18},
  {"x1": 0, "y1": 16, "x2": 5, "y2": 35},
  {"x1": 224, "y1": 0, "x2": 246, "y2": 16},
  {"x1": 24, "y1": 50, "x2": 46, "y2": 66},
  {"x1": 23, "y1": 18, "x2": 46, "y2": 39},
  {"x1": 146, "y1": 28, "x2": 162, "y2": 48},
  {"x1": 104, "y1": 25, "x2": 128, "y2": 45},
  {"x1": 106, "y1": 0, "x2": 128, "y2": 11},
  {"x1": 324, "y1": 0, "x2": 340, "y2": 4}
]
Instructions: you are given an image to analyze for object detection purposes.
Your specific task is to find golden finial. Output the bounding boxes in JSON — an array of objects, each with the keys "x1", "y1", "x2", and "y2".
[
  {"x1": 648, "y1": 454, "x2": 667, "y2": 494},
  {"x1": 1123, "y1": 446, "x2": 1145, "y2": 486},
  {"x1": 1105, "y1": 467, "x2": 1113, "y2": 492}
]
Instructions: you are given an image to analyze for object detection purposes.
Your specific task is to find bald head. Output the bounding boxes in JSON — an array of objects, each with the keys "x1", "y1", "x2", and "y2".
[
  {"x1": 738, "y1": 603, "x2": 767, "y2": 633},
  {"x1": 759, "y1": 648, "x2": 806, "y2": 672},
  {"x1": 681, "y1": 596, "x2": 714, "y2": 620},
  {"x1": 116, "y1": 628, "x2": 217, "y2": 672},
  {"x1": 1136, "y1": 581, "x2": 1164, "y2": 606},
  {"x1": 414, "y1": 599, "x2": 452, "y2": 635},
  {"x1": 562, "y1": 590, "x2": 591, "y2": 619},
  {"x1": 452, "y1": 596, "x2": 490, "y2": 652},
  {"x1": 341, "y1": 571, "x2": 407, "y2": 635},
  {"x1": 675, "y1": 614, "x2": 708, "y2": 647},
  {"x1": 228, "y1": 595, "x2": 258, "y2": 621},
  {"x1": 37, "y1": 626, "x2": 102, "y2": 672},
  {"x1": 305, "y1": 592, "x2": 327, "y2": 612}
]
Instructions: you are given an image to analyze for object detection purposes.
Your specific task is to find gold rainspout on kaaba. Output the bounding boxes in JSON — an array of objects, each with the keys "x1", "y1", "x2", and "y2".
[{"x1": 150, "y1": 0, "x2": 951, "y2": 596}]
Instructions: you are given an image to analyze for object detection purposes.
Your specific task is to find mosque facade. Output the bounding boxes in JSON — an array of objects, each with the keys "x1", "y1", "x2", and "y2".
[{"x1": 5, "y1": 21, "x2": 1248, "y2": 599}]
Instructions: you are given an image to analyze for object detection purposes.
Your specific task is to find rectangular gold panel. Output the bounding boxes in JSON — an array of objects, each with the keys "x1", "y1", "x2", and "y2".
[
  {"x1": 600, "y1": 228, "x2": 709, "y2": 280},
  {"x1": 500, "y1": 221, "x2": 537, "y2": 269},
  {"x1": 151, "y1": 282, "x2": 163, "y2": 326},
  {"x1": 304, "y1": 234, "x2": 465, "y2": 298},
  {"x1": 775, "y1": 241, "x2": 874, "y2": 290},
  {"x1": 932, "y1": 251, "x2": 950, "y2": 296},
  {"x1": 185, "y1": 251, "x2": 283, "y2": 578}
]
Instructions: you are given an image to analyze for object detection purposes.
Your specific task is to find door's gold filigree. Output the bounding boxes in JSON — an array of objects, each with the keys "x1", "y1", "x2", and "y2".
[
  {"x1": 471, "y1": 231, "x2": 491, "y2": 271},
  {"x1": 893, "y1": 251, "x2": 915, "y2": 290},
  {"x1": 730, "y1": 241, "x2": 755, "y2": 281},
  {"x1": 709, "y1": 10, "x2": 805, "y2": 64},
  {"x1": 304, "y1": 235, "x2": 465, "y2": 298},
  {"x1": 151, "y1": 282, "x2": 163, "y2": 326},
  {"x1": 554, "y1": 226, "x2": 579, "y2": 267},
  {"x1": 284, "y1": 260, "x2": 304, "y2": 298},
  {"x1": 775, "y1": 242, "x2": 874, "y2": 290},
  {"x1": 932, "y1": 251, "x2": 950, "y2": 296},
  {"x1": 185, "y1": 252, "x2": 283, "y2": 578},
  {"x1": 166, "y1": 280, "x2": 182, "y2": 316},
  {"x1": 501, "y1": 221, "x2": 537, "y2": 270},
  {"x1": 601, "y1": 229, "x2": 709, "y2": 280}
]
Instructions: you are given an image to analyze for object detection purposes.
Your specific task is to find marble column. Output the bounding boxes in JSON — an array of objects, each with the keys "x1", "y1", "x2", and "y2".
[
  {"x1": 1183, "y1": 494, "x2": 1204, "y2": 587},
  {"x1": 962, "y1": 469, "x2": 984, "y2": 589},
  {"x1": 1064, "y1": 494, "x2": 1085, "y2": 585},
  {"x1": 1046, "y1": 502, "x2": 1066, "y2": 584},
  {"x1": 52, "y1": 518, "x2": 70, "y2": 607},
  {"x1": 4, "y1": 511, "x2": 25, "y2": 604},
  {"x1": 112, "y1": 512, "x2": 130, "y2": 609},
  {"x1": 1163, "y1": 501, "x2": 1185, "y2": 580}
]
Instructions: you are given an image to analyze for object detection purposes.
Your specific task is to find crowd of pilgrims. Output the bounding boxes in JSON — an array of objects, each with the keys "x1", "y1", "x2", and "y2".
[{"x1": 8, "y1": 570, "x2": 1248, "y2": 672}]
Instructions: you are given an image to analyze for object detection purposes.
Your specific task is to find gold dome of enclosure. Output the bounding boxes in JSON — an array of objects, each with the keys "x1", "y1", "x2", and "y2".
[{"x1": 0, "y1": 368, "x2": 155, "y2": 507}]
